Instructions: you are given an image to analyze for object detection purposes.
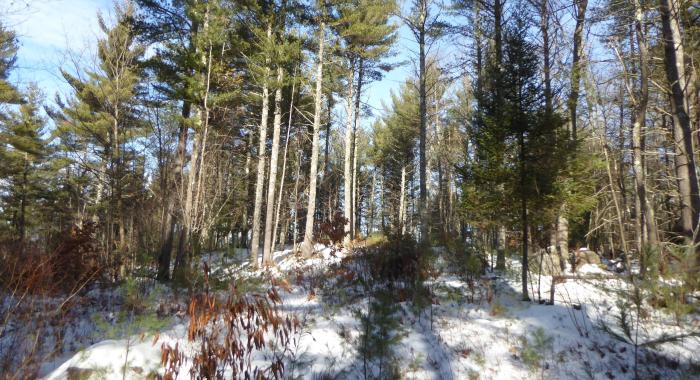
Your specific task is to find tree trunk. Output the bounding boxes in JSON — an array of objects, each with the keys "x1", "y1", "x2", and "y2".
[
  {"x1": 157, "y1": 100, "x2": 190, "y2": 282},
  {"x1": 368, "y1": 170, "x2": 377, "y2": 235},
  {"x1": 352, "y1": 127, "x2": 360, "y2": 238},
  {"x1": 557, "y1": 211, "x2": 569, "y2": 270},
  {"x1": 272, "y1": 68, "x2": 297, "y2": 251},
  {"x1": 324, "y1": 86, "x2": 333, "y2": 221},
  {"x1": 301, "y1": 20, "x2": 326, "y2": 258},
  {"x1": 631, "y1": 0, "x2": 659, "y2": 251},
  {"x1": 418, "y1": 11, "x2": 428, "y2": 244},
  {"x1": 292, "y1": 148, "x2": 301, "y2": 249},
  {"x1": 18, "y1": 162, "x2": 27, "y2": 249},
  {"x1": 659, "y1": 0, "x2": 700, "y2": 261},
  {"x1": 568, "y1": 0, "x2": 587, "y2": 141},
  {"x1": 343, "y1": 63, "x2": 355, "y2": 246},
  {"x1": 353, "y1": 60, "x2": 365, "y2": 238},
  {"x1": 262, "y1": 67, "x2": 284, "y2": 265},
  {"x1": 520, "y1": 131, "x2": 530, "y2": 302},
  {"x1": 399, "y1": 165, "x2": 407, "y2": 234},
  {"x1": 496, "y1": 225, "x2": 506, "y2": 270},
  {"x1": 250, "y1": 25, "x2": 273, "y2": 268},
  {"x1": 176, "y1": 108, "x2": 202, "y2": 270}
]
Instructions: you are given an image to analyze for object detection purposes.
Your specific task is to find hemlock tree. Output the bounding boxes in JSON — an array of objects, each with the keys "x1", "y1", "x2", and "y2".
[
  {"x1": 455, "y1": 0, "x2": 509, "y2": 269},
  {"x1": 500, "y1": 14, "x2": 568, "y2": 301}
]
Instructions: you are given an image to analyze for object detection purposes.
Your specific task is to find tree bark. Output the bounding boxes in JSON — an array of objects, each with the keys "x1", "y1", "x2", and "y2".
[
  {"x1": 557, "y1": 211, "x2": 569, "y2": 269},
  {"x1": 399, "y1": 165, "x2": 407, "y2": 234},
  {"x1": 250, "y1": 25, "x2": 273, "y2": 268},
  {"x1": 157, "y1": 100, "x2": 190, "y2": 282},
  {"x1": 631, "y1": 0, "x2": 659, "y2": 250},
  {"x1": 343, "y1": 63, "x2": 355, "y2": 246},
  {"x1": 272, "y1": 68, "x2": 297, "y2": 251},
  {"x1": 262, "y1": 67, "x2": 284, "y2": 265},
  {"x1": 418, "y1": 5, "x2": 428, "y2": 244},
  {"x1": 520, "y1": 130, "x2": 530, "y2": 301},
  {"x1": 659, "y1": 0, "x2": 700, "y2": 262},
  {"x1": 496, "y1": 225, "x2": 506, "y2": 270},
  {"x1": 352, "y1": 125, "x2": 360, "y2": 237},
  {"x1": 353, "y1": 60, "x2": 365, "y2": 238},
  {"x1": 301, "y1": 20, "x2": 326, "y2": 258},
  {"x1": 568, "y1": 0, "x2": 587, "y2": 141}
]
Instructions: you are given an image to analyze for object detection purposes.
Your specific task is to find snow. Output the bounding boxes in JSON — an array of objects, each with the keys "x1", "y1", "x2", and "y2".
[
  {"x1": 46, "y1": 337, "x2": 178, "y2": 380},
  {"x1": 577, "y1": 263, "x2": 606, "y2": 274},
  {"x1": 35, "y1": 245, "x2": 700, "y2": 379}
]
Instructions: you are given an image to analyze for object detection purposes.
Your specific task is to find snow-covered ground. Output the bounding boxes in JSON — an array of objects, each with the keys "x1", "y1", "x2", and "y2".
[{"x1": 33, "y1": 245, "x2": 700, "y2": 379}]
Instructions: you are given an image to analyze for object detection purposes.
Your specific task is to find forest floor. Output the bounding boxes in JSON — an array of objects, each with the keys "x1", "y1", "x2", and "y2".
[{"x1": 20, "y1": 243, "x2": 700, "y2": 379}]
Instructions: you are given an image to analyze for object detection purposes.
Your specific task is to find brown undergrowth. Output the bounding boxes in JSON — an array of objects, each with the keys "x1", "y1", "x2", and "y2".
[{"x1": 160, "y1": 264, "x2": 299, "y2": 379}]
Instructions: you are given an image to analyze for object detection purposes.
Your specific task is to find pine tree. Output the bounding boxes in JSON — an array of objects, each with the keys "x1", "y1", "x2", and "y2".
[
  {"x1": 333, "y1": 0, "x2": 398, "y2": 244},
  {"x1": 135, "y1": 0, "x2": 230, "y2": 279},
  {"x1": 659, "y1": 0, "x2": 700, "y2": 266},
  {"x1": 0, "y1": 85, "x2": 48, "y2": 247},
  {"x1": 402, "y1": 0, "x2": 445, "y2": 244},
  {"x1": 373, "y1": 80, "x2": 419, "y2": 232},
  {"x1": 54, "y1": 2, "x2": 144, "y2": 271},
  {"x1": 0, "y1": 22, "x2": 20, "y2": 109},
  {"x1": 301, "y1": 3, "x2": 327, "y2": 258}
]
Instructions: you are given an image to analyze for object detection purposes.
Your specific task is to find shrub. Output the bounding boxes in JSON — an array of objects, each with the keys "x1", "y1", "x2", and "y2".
[
  {"x1": 356, "y1": 290, "x2": 403, "y2": 380},
  {"x1": 365, "y1": 233, "x2": 422, "y2": 288},
  {"x1": 161, "y1": 265, "x2": 299, "y2": 379},
  {"x1": 317, "y1": 211, "x2": 348, "y2": 247},
  {"x1": 0, "y1": 222, "x2": 104, "y2": 297},
  {"x1": 519, "y1": 327, "x2": 553, "y2": 371}
]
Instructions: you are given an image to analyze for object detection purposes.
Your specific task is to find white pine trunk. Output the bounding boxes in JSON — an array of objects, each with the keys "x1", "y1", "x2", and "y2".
[
  {"x1": 301, "y1": 20, "x2": 326, "y2": 258},
  {"x1": 249, "y1": 25, "x2": 273, "y2": 267},
  {"x1": 399, "y1": 166, "x2": 406, "y2": 234},
  {"x1": 262, "y1": 67, "x2": 284, "y2": 265},
  {"x1": 272, "y1": 69, "x2": 297, "y2": 251},
  {"x1": 343, "y1": 69, "x2": 355, "y2": 246}
]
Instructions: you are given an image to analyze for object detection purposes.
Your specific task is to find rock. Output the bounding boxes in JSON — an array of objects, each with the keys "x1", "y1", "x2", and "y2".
[
  {"x1": 540, "y1": 252, "x2": 562, "y2": 275},
  {"x1": 574, "y1": 249, "x2": 601, "y2": 270},
  {"x1": 67, "y1": 367, "x2": 93, "y2": 380}
]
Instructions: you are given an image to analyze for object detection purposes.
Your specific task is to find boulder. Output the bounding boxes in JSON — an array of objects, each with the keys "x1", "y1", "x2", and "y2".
[
  {"x1": 574, "y1": 249, "x2": 600, "y2": 270},
  {"x1": 539, "y1": 251, "x2": 562, "y2": 275}
]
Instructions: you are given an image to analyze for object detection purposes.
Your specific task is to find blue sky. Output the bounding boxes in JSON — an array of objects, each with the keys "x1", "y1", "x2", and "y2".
[
  {"x1": 4, "y1": 0, "x2": 428, "y2": 123},
  {"x1": 6, "y1": 0, "x2": 112, "y2": 100}
]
